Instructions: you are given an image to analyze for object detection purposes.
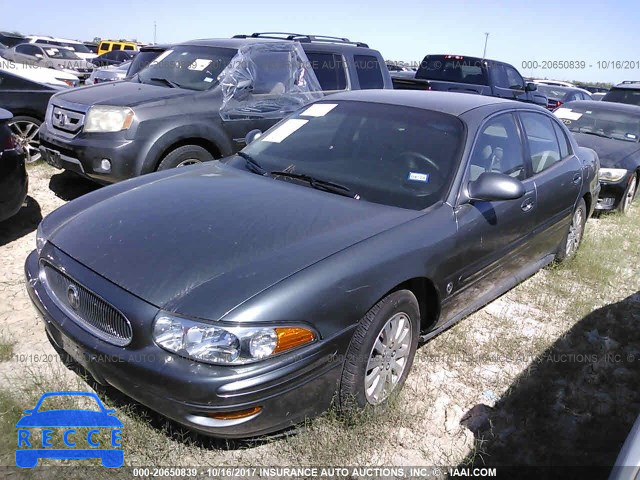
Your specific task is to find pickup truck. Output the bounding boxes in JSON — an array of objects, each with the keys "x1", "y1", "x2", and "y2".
[
  {"x1": 391, "y1": 54, "x2": 547, "y2": 107},
  {"x1": 39, "y1": 33, "x2": 392, "y2": 184}
]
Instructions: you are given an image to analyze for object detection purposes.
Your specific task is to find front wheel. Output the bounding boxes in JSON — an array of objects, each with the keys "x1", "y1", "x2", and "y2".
[
  {"x1": 617, "y1": 174, "x2": 637, "y2": 214},
  {"x1": 157, "y1": 145, "x2": 214, "y2": 170},
  {"x1": 339, "y1": 290, "x2": 420, "y2": 412},
  {"x1": 556, "y1": 198, "x2": 587, "y2": 262},
  {"x1": 9, "y1": 116, "x2": 42, "y2": 163}
]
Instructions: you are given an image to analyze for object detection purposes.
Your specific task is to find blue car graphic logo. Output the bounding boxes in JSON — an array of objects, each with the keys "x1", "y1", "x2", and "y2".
[{"x1": 15, "y1": 391, "x2": 123, "y2": 468}]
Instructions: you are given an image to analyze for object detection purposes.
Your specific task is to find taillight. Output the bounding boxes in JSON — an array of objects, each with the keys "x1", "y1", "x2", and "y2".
[{"x1": 555, "y1": 100, "x2": 563, "y2": 108}]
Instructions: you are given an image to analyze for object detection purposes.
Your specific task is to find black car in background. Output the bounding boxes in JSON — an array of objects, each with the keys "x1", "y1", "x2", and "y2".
[
  {"x1": 92, "y1": 50, "x2": 138, "y2": 68},
  {"x1": 0, "y1": 69, "x2": 65, "y2": 163},
  {"x1": 602, "y1": 81, "x2": 640, "y2": 106},
  {"x1": 0, "y1": 31, "x2": 26, "y2": 48},
  {"x1": 554, "y1": 100, "x2": 640, "y2": 213},
  {"x1": 391, "y1": 54, "x2": 547, "y2": 107},
  {"x1": 0, "y1": 108, "x2": 27, "y2": 222},
  {"x1": 26, "y1": 91, "x2": 598, "y2": 438},
  {"x1": 535, "y1": 84, "x2": 592, "y2": 110}
]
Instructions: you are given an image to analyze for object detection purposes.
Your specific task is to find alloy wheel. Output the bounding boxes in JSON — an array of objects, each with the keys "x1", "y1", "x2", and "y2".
[
  {"x1": 175, "y1": 159, "x2": 202, "y2": 168},
  {"x1": 364, "y1": 311, "x2": 412, "y2": 405},
  {"x1": 9, "y1": 120, "x2": 41, "y2": 163},
  {"x1": 622, "y1": 175, "x2": 637, "y2": 213},
  {"x1": 565, "y1": 207, "x2": 584, "y2": 257}
]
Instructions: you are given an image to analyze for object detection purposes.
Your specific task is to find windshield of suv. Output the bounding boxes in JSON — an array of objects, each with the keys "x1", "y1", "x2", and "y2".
[
  {"x1": 239, "y1": 101, "x2": 465, "y2": 210},
  {"x1": 44, "y1": 47, "x2": 80, "y2": 59},
  {"x1": 602, "y1": 87, "x2": 640, "y2": 106},
  {"x1": 554, "y1": 105, "x2": 640, "y2": 142},
  {"x1": 137, "y1": 45, "x2": 236, "y2": 91},
  {"x1": 127, "y1": 50, "x2": 163, "y2": 77}
]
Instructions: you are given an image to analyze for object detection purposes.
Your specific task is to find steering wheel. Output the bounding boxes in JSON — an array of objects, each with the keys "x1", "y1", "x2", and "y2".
[{"x1": 395, "y1": 151, "x2": 441, "y2": 172}]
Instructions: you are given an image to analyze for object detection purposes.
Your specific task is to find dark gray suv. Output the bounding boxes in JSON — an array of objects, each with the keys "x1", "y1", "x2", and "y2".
[{"x1": 38, "y1": 33, "x2": 391, "y2": 184}]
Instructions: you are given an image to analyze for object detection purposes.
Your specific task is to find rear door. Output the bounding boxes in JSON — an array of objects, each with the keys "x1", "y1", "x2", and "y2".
[
  {"x1": 304, "y1": 51, "x2": 349, "y2": 93},
  {"x1": 446, "y1": 112, "x2": 538, "y2": 315},
  {"x1": 518, "y1": 111, "x2": 582, "y2": 255}
]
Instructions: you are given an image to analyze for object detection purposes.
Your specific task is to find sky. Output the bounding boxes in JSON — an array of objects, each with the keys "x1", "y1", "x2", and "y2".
[{"x1": 4, "y1": 0, "x2": 639, "y2": 84}]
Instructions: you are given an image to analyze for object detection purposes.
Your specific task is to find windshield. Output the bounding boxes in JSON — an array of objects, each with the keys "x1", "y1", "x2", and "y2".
[
  {"x1": 137, "y1": 45, "x2": 236, "y2": 91},
  {"x1": 416, "y1": 55, "x2": 488, "y2": 85},
  {"x1": 554, "y1": 105, "x2": 640, "y2": 142},
  {"x1": 44, "y1": 47, "x2": 80, "y2": 59},
  {"x1": 537, "y1": 85, "x2": 573, "y2": 101},
  {"x1": 602, "y1": 88, "x2": 640, "y2": 106},
  {"x1": 240, "y1": 101, "x2": 465, "y2": 210}
]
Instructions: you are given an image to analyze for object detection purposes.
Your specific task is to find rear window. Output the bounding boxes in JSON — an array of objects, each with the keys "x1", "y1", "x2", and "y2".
[
  {"x1": 602, "y1": 88, "x2": 640, "y2": 106},
  {"x1": 416, "y1": 56, "x2": 488, "y2": 85},
  {"x1": 354, "y1": 55, "x2": 384, "y2": 89},
  {"x1": 306, "y1": 52, "x2": 347, "y2": 91}
]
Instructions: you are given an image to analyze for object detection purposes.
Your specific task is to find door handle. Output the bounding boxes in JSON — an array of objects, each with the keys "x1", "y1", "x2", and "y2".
[
  {"x1": 573, "y1": 173, "x2": 582, "y2": 184},
  {"x1": 521, "y1": 198, "x2": 535, "y2": 212}
]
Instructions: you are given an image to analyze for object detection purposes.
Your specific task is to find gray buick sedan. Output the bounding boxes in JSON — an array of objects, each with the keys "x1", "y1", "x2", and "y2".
[{"x1": 25, "y1": 90, "x2": 599, "y2": 438}]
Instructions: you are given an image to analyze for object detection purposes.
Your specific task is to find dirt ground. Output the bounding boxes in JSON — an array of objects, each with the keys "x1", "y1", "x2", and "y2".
[{"x1": 0, "y1": 162, "x2": 638, "y2": 474}]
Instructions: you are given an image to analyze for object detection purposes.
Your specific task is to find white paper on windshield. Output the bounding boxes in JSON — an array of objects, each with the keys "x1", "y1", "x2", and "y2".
[
  {"x1": 554, "y1": 108, "x2": 582, "y2": 121},
  {"x1": 300, "y1": 103, "x2": 338, "y2": 117},
  {"x1": 203, "y1": 77, "x2": 214, "y2": 83},
  {"x1": 46, "y1": 49, "x2": 59, "y2": 56},
  {"x1": 188, "y1": 59, "x2": 212, "y2": 71},
  {"x1": 262, "y1": 119, "x2": 308, "y2": 143},
  {"x1": 151, "y1": 49, "x2": 173, "y2": 65}
]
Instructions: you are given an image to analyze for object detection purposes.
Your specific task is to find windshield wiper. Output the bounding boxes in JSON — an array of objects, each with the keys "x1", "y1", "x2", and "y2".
[
  {"x1": 577, "y1": 128, "x2": 612, "y2": 139},
  {"x1": 149, "y1": 77, "x2": 180, "y2": 88},
  {"x1": 236, "y1": 151, "x2": 267, "y2": 175},
  {"x1": 270, "y1": 171, "x2": 360, "y2": 199}
]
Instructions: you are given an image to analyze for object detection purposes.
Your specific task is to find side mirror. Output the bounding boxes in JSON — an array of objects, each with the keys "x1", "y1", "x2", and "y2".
[
  {"x1": 35, "y1": 54, "x2": 43, "y2": 59},
  {"x1": 468, "y1": 172, "x2": 525, "y2": 202},
  {"x1": 244, "y1": 129, "x2": 262, "y2": 145},
  {"x1": 525, "y1": 82, "x2": 538, "y2": 92}
]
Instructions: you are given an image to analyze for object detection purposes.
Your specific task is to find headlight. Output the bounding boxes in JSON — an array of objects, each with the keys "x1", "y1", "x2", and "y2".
[
  {"x1": 36, "y1": 223, "x2": 46, "y2": 255},
  {"x1": 599, "y1": 168, "x2": 628, "y2": 182},
  {"x1": 152, "y1": 312, "x2": 316, "y2": 365},
  {"x1": 84, "y1": 106, "x2": 134, "y2": 133}
]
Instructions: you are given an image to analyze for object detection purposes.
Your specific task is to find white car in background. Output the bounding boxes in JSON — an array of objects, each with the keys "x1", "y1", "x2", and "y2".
[
  {"x1": 0, "y1": 59, "x2": 79, "y2": 87},
  {"x1": 25, "y1": 35, "x2": 97, "y2": 61},
  {"x1": 532, "y1": 79, "x2": 576, "y2": 88},
  {"x1": 85, "y1": 61, "x2": 131, "y2": 85}
]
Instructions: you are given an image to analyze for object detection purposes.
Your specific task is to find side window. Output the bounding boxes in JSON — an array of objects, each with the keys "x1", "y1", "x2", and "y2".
[
  {"x1": 492, "y1": 64, "x2": 510, "y2": 89},
  {"x1": 124, "y1": 44, "x2": 134, "y2": 51},
  {"x1": 469, "y1": 113, "x2": 527, "y2": 181},
  {"x1": 114, "y1": 43, "x2": 123, "y2": 50},
  {"x1": 354, "y1": 55, "x2": 384, "y2": 89},
  {"x1": 520, "y1": 112, "x2": 562, "y2": 174},
  {"x1": 504, "y1": 65, "x2": 524, "y2": 90},
  {"x1": 552, "y1": 121, "x2": 571, "y2": 158},
  {"x1": 305, "y1": 52, "x2": 347, "y2": 91}
]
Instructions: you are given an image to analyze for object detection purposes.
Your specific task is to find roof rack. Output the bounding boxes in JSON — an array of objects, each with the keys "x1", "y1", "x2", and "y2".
[
  {"x1": 232, "y1": 32, "x2": 369, "y2": 48},
  {"x1": 621, "y1": 80, "x2": 640, "y2": 84}
]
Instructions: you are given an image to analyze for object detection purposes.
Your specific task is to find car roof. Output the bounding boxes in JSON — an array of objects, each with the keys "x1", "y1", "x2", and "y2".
[
  {"x1": 563, "y1": 99, "x2": 640, "y2": 114},
  {"x1": 324, "y1": 89, "x2": 533, "y2": 116},
  {"x1": 177, "y1": 37, "x2": 381, "y2": 55},
  {"x1": 613, "y1": 81, "x2": 640, "y2": 90}
]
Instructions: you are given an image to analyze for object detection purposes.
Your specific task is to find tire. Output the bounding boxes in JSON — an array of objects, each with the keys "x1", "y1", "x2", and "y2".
[
  {"x1": 556, "y1": 198, "x2": 587, "y2": 262},
  {"x1": 339, "y1": 290, "x2": 420, "y2": 412},
  {"x1": 617, "y1": 173, "x2": 638, "y2": 214},
  {"x1": 8, "y1": 116, "x2": 42, "y2": 163},
  {"x1": 156, "y1": 145, "x2": 214, "y2": 171}
]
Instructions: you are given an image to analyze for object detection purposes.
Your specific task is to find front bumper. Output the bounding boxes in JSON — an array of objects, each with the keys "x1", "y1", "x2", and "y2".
[
  {"x1": 25, "y1": 247, "x2": 347, "y2": 438},
  {"x1": 595, "y1": 175, "x2": 634, "y2": 211},
  {"x1": 39, "y1": 121, "x2": 141, "y2": 184}
]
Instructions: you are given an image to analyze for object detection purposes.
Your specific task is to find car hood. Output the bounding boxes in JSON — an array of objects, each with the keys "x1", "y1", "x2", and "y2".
[
  {"x1": 49, "y1": 162, "x2": 421, "y2": 318},
  {"x1": 51, "y1": 80, "x2": 194, "y2": 107},
  {"x1": 573, "y1": 133, "x2": 640, "y2": 168}
]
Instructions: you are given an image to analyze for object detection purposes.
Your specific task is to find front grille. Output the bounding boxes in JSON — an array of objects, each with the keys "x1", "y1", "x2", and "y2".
[
  {"x1": 51, "y1": 105, "x2": 85, "y2": 134},
  {"x1": 43, "y1": 263, "x2": 133, "y2": 346}
]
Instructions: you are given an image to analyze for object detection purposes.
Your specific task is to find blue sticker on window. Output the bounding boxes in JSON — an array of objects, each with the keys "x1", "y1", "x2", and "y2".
[{"x1": 407, "y1": 172, "x2": 430, "y2": 183}]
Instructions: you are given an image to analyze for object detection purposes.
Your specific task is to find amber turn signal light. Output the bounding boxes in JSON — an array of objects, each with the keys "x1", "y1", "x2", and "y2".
[
  {"x1": 274, "y1": 327, "x2": 315, "y2": 354},
  {"x1": 208, "y1": 406, "x2": 263, "y2": 420}
]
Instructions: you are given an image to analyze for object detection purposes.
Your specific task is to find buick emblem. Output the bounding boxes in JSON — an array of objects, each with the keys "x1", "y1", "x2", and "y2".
[{"x1": 67, "y1": 285, "x2": 80, "y2": 310}]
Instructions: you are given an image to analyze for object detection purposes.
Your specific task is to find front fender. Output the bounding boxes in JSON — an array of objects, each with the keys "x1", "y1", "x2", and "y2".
[{"x1": 138, "y1": 122, "x2": 235, "y2": 174}]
